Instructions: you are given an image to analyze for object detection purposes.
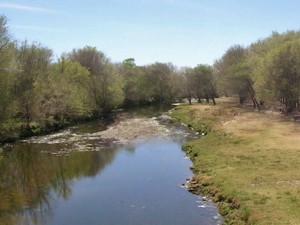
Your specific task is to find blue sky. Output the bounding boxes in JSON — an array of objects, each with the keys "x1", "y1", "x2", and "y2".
[{"x1": 1, "y1": 0, "x2": 300, "y2": 67}]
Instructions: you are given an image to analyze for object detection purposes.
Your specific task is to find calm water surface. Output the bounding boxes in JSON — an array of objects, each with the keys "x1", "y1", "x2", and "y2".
[{"x1": 0, "y1": 112, "x2": 221, "y2": 225}]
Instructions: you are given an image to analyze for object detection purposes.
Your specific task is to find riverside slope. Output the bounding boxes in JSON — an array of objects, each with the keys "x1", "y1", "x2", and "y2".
[{"x1": 171, "y1": 98, "x2": 300, "y2": 225}]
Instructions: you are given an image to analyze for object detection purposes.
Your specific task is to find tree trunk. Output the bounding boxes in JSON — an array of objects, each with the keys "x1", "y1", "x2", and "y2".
[
  {"x1": 25, "y1": 103, "x2": 31, "y2": 128},
  {"x1": 251, "y1": 98, "x2": 260, "y2": 111},
  {"x1": 212, "y1": 97, "x2": 216, "y2": 105},
  {"x1": 205, "y1": 95, "x2": 210, "y2": 103},
  {"x1": 239, "y1": 95, "x2": 246, "y2": 105},
  {"x1": 252, "y1": 99, "x2": 256, "y2": 108}
]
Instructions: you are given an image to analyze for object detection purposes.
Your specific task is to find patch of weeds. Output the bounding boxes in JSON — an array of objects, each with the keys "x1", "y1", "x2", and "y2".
[
  {"x1": 284, "y1": 191, "x2": 292, "y2": 196},
  {"x1": 218, "y1": 202, "x2": 231, "y2": 216},
  {"x1": 254, "y1": 195, "x2": 271, "y2": 205},
  {"x1": 289, "y1": 196, "x2": 299, "y2": 204},
  {"x1": 242, "y1": 206, "x2": 251, "y2": 223},
  {"x1": 231, "y1": 139, "x2": 242, "y2": 145},
  {"x1": 191, "y1": 152, "x2": 198, "y2": 159}
]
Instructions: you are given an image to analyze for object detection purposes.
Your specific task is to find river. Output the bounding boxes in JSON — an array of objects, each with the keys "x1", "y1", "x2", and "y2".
[{"x1": 0, "y1": 108, "x2": 221, "y2": 225}]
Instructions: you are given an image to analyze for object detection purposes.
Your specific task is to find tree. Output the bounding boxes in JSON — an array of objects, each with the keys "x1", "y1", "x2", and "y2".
[
  {"x1": 37, "y1": 58, "x2": 93, "y2": 121},
  {"x1": 267, "y1": 40, "x2": 300, "y2": 112},
  {"x1": 13, "y1": 41, "x2": 52, "y2": 125},
  {"x1": 0, "y1": 15, "x2": 15, "y2": 121},
  {"x1": 143, "y1": 62, "x2": 175, "y2": 104},
  {"x1": 182, "y1": 67, "x2": 193, "y2": 105},
  {"x1": 119, "y1": 58, "x2": 141, "y2": 106},
  {"x1": 215, "y1": 45, "x2": 258, "y2": 107},
  {"x1": 190, "y1": 64, "x2": 217, "y2": 105},
  {"x1": 68, "y1": 46, "x2": 123, "y2": 113}
]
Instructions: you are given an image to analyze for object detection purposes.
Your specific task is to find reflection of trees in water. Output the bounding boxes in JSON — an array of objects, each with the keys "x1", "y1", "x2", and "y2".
[{"x1": 0, "y1": 143, "x2": 118, "y2": 225}]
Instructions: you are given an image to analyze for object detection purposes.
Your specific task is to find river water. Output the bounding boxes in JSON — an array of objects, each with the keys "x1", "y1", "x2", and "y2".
[{"x1": 0, "y1": 110, "x2": 221, "y2": 225}]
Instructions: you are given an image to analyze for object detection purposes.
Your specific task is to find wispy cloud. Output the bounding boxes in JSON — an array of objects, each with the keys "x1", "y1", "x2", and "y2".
[
  {"x1": 12, "y1": 25, "x2": 63, "y2": 32},
  {"x1": 0, "y1": 2, "x2": 59, "y2": 13}
]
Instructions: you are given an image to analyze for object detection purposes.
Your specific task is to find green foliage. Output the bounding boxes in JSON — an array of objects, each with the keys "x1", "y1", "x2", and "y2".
[
  {"x1": 68, "y1": 46, "x2": 124, "y2": 113},
  {"x1": 214, "y1": 45, "x2": 255, "y2": 104},
  {"x1": 192, "y1": 64, "x2": 217, "y2": 104},
  {"x1": 140, "y1": 62, "x2": 185, "y2": 104},
  {"x1": 215, "y1": 31, "x2": 300, "y2": 111},
  {"x1": 0, "y1": 15, "x2": 15, "y2": 121},
  {"x1": 40, "y1": 58, "x2": 94, "y2": 120},
  {"x1": 13, "y1": 40, "x2": 53, "y2": 124},
  {"x1": 120, "y1": 58, "x2": 145, "y2": 106},
  {"x1": 267, "y1": 40, "x2": 300, "y2": 109},
  {"x1": 68, "y1": 46, "x2": 107, "y2": 75}
]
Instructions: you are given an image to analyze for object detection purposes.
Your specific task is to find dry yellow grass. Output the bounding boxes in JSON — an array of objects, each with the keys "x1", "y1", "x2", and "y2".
[{"x1": 172, "y1": 98, "x2": 300, "y2": 225}]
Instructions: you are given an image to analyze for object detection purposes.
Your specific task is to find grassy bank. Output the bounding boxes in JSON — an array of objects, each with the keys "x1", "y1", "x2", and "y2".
[{"x1": 171, "y1": 98, "x2": 300, "y2": 225}]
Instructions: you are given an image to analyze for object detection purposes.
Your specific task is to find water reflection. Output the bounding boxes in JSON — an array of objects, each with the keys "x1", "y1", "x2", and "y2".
[
  {"x1": 0, "y1": 143, "x2": 118, "y2": 225},
  {"x1": 0, "y1": 112, "x2": 220, "y2": 225}
]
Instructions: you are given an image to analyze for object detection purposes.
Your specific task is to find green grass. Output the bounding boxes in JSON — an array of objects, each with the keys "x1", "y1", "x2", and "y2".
[{"x1": 171, "y1": 100, "x2": 300, "y2": 225}]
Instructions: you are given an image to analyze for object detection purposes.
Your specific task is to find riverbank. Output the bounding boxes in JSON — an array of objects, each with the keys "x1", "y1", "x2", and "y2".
[
  {"x1": 171, "y1": 98, "x2": 300, "y2": 225},
  {"x1": 0, "y1": 105, "x2": 170, "y2": 145},
  {"x1": 0, "y1": 119, "x2": 70, "y2": 144},
  {"x1": 0, "y1": 113, "x2": 117, "y2": 145}
]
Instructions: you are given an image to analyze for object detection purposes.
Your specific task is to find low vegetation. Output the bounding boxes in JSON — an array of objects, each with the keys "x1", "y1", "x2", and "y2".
[{"x1": 171, "y1": 98, "x2": 300, "y2": 225}]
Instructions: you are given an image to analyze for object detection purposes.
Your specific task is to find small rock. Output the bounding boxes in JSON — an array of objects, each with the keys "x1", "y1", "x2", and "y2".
[
  {"x1": 180, "y1": 183, "x2": 186, "y2": 188},
  {"x1": 213, "y1": 215, "x2": 219, "y2": 220}
]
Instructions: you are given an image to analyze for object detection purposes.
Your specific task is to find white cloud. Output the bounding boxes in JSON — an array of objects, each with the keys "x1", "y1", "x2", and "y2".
[{"x1": 0, "y1": 2, "x2": 59, "y2": 13}]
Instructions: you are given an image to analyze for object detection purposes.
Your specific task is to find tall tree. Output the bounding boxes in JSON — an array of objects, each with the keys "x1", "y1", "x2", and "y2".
[
  {"x1": 120, "y1": 58, "x2": 141, "y2": 106},
  {"x1": 215, "y1": 45, "x2": 258, "y2": 106},
  {"x1": 144, "y1": 62, "x2": 175, "y2": 104},
  {"x1": 267, "y1": 40, "x2": 300, "y2": 112},
  {"x1": 13, "y1": 41, "x2": 52, "y2": 125},
  {"x1": 0, "y1": 15, "x2": 14, "y2": 121},
  {"x1": 37, "y1": 58, "x2": 93, "y2": 121},
  {"x1": 182, "y1": 67, "x2": 193, "y2": 105},
  {"x1": 191, "y1": 64, "x2": 217, "y2": 104},
  {"x1": 68, "y1": 46, "x2": 123, "y2": 113}
]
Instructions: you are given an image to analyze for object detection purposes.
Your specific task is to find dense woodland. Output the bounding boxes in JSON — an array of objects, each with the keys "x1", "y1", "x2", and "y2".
[{"x1": 0, "y1": 14, "x2": 300, "y2": 141}]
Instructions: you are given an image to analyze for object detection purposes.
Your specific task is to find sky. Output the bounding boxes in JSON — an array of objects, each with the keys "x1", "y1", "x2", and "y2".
[{"x1": 1, "y1": 0, "x2": 300, "y2": 67}]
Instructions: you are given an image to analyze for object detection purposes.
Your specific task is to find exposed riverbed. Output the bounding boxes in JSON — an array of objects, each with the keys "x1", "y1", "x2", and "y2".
[{"x1": 0, "y1": 110, "x2": 221, "y2": 225}]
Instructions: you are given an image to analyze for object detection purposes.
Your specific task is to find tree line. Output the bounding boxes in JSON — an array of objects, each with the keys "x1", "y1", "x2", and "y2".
[
  {"x1": 0, "y1": 15, "x2": 217, "y2": 128},
  {"x1": 1, "y1": 14, "x2": 300, "y2": 140},
  {"x1": 214, "y1": 31, "x2": 300, "y2": 112}
]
